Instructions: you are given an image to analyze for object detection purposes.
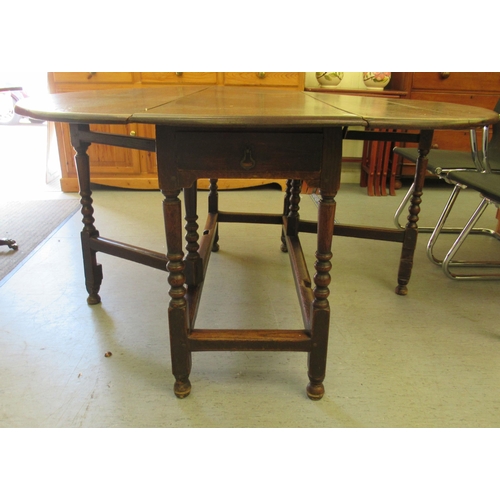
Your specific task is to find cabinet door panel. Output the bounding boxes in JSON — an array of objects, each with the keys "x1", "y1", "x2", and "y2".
[
  {"x1": 137, "y1": 124, "x2": 157, "y2": 175},
  {"x1": 60, "y1": 123, "x2": 142, "y2": 175},
  {"x1": 88, "y1": 124, "x2": 142, "y2": 174}
]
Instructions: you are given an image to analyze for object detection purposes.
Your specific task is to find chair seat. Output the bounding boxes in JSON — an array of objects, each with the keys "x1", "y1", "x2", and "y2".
[
  {"x1": 446, "y1": 171, "x2": 500, "y2": 204},
  {"x1": 393, "y1": 147, "x2": 483, "y2": 175}
]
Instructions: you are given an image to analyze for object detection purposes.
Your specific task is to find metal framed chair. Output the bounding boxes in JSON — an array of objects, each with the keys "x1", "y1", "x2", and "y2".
[
  {"x1": 392, "y1": 98, "x2": 500, "y2": 267},
  {"x1": 438, "y1": 170, "x2": 500, "y2": 279}
]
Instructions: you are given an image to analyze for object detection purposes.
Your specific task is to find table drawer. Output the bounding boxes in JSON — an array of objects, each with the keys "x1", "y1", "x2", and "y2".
[{"x1": 174, "y1": 131, "x2": 323, "y2": 179}]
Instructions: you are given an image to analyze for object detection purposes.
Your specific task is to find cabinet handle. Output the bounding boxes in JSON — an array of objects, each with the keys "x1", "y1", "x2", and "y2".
[
  {"x1": 130, "y1": 130, "x2": 136, "y2": 136},
  {"x1": 439, "y1": 72, "x2": 450, "y2": 79},
  {"x1": 87, "y1": 72, "x2": 96, "y2": 79},
  {"x1": 257, "y1": 72, "x2": 266, "y2": 79},
  {"x1": 175, "y1": 72, "x2": 183, "y2": 76},
  {"x1": 240, "y1": 147, "x2": 256, "y2": 170}
]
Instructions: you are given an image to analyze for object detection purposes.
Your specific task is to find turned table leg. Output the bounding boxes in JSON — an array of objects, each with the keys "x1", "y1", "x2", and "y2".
[
  {"x1": 208, "y1": 179, "x2": 219, "y2": 252},
  {"x1": 306, "y1": 127, "x2": 342, "y2": 400},
  {"x1": 183, "y1": 182, "x2": 203, "y2": 287},
  {"x1": 280, "y1": 179, "x2": 293, "y2": 252},
  {"x1": 71, "y1": 124, "x2": 103, "y2": 305},
  {"x1": 163, "y1": 189, "x2": 192, "y2": 398},
  {"x1": 395, "y1": 130, "x2": 433, "y2": 295},
  {"x1": 308, "y1": 192, "x2": 336, "y2": 400}
]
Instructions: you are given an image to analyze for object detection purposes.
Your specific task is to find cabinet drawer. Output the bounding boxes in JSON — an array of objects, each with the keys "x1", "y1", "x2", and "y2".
[
  {"x1": 223, "y1": 72, "x2": 301, "y2": 87},
  {"x1": 172, "y1": 131, "x2": 323, "y2": 180},
  {"x1": 412, "y1": 72, "x2": 500, "y2": 92},
  {"x1": 140, "y1": 72, "x2": 217, "y2": 84},
  {"x1": 52, "y1": 72, "x2": 134, "y2": 84}
]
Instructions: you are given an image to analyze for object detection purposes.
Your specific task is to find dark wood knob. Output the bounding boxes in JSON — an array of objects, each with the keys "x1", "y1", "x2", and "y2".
[{"x1": 439, "y1": 72, "x2": 450, "y2": 79}]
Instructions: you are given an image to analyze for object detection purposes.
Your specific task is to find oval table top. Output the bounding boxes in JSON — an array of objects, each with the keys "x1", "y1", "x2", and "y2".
[{"x1": 14, "y1": 85, "x2": 500, "y2": 130}]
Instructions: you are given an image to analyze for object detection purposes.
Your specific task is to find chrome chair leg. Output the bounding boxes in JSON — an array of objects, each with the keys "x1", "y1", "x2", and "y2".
[
  {"x1": 442, "y1": 197, "x2": 500, "y2": 280},
  {"x1": 426, "y1": 184, "x2": 464, "y2": 265},
  {"x1": 394, "y1": 182, "x2": 500, "y2": 242},
  {"x1": 393, "y1": 181, "x2": 415, "y2": 230}
]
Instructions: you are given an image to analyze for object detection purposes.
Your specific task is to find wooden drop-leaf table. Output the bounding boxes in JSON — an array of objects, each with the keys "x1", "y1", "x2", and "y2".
[{"x1": 16, "y1": 86, "x2": 499, "y2": 399}]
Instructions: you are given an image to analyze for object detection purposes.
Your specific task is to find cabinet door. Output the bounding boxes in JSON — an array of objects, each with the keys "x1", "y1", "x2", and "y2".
[{"x1": 60, "y1": 123, "x2": 143, "y2": 172}]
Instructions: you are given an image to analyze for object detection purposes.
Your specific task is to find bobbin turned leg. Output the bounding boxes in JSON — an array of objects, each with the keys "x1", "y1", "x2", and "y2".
[
  {"x1": 307, "y1": 192, "x2": 335, "y2": 400},
  {"x1": 281, "y1": 179, "x2": 302, "y2": 251},
  {"x1": 396, "y1": 130, "x2": 433, "y2": 295},
  {"x1": 306, "y1": 127, "x2": 342, "y2": 400},
  {"x1": 163, "y1": 189, "x2": 192, "y2": 398},
  {"x1": 183, "y1": 182, "x2": 203, "y2": 287},
  {"x1": 281, "y1": 179, "x2": 293, "y2": 252},
  {"x1": 71, "y1": 124, "x2": 102, "y2": 305},
  {"x1": 209, "y1": 179, "x2": 219, "y2": 252}
]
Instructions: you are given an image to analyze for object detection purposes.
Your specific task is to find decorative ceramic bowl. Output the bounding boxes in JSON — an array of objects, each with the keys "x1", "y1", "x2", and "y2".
[
  {"x1": 363, "y1": 72, "x2": 391, "y2": 89},
  {"x1": 315, "y1": 72, "x2": 344, "y2": 88}
]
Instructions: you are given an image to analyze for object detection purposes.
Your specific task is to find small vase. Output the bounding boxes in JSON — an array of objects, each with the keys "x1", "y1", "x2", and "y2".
[
  {"x1": 315, "y1": 72, "x2": 344, "y2": 88},
  {"x1": 363, "y1": 72, "x2": 391, "y2": 89}
]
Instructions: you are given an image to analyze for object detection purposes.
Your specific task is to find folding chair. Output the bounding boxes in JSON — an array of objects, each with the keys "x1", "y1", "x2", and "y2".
[
  {"x1": 438, "y1": 170, "x2": 500, "y2": 279},
  {"x1": 392, "y1": 98, "x2": 500, "y2": 267}
]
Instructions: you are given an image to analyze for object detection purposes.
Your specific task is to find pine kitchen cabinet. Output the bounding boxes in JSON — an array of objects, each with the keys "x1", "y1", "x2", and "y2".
[{"x1": 48, "y1": 72, "x2": 305, "y2": 192}]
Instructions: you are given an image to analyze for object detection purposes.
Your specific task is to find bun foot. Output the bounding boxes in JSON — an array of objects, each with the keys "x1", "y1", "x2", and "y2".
[
  {"x1": 395, "y1": 285, "x2": 408, "y2": 296},
  {"x1": 306, "y1": 382, "x2": 324, "y2": 401},
  {"x1": 174, "y1": 379, "x2": 192, "y2": 399},
  {"x1": 212, "y1": 243, "x2": 220, "y2": 252},
  {"x1": 87, "y1": 293, "x2": 101, "y2": 305},
  {"x1": 280, "y1": 243, "x2": 288, "y2": 253}
]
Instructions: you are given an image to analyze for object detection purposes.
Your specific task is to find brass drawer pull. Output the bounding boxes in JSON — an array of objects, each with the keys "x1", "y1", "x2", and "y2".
[
  {"x1": 175, "y1": 72, "x2": 183, "y2": 76},
  {"x1": 257, "y1": 72, "x2": 266, "y2": 79},
  {"x1": 240, "y1": 147, "x2": 256, "y2": 170}
]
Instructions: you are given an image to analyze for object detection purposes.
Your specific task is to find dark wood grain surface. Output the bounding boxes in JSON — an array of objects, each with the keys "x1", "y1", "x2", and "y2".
[{"x1": 16, "y1": 86, "x2": 499, "y2": 129}]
